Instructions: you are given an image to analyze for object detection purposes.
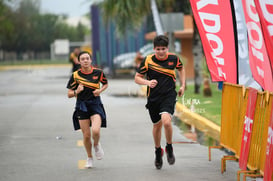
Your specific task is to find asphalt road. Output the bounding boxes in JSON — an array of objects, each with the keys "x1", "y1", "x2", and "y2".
[{"x1": 0, "y1": 66, "x2": 240, "y2": 181}]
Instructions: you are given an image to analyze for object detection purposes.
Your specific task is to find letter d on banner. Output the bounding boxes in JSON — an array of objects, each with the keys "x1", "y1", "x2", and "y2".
[
  {"x1": 239, "y1": 88, "x2": 258, "y2": 170},
  {"x1": 264, "y1": 100, "x2": 273, "y2": 181}
]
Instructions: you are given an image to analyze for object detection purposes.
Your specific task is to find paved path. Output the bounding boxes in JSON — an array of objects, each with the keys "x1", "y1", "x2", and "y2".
[{"x1": 0, "y1": 66, "x2": 240, "y2": 181}]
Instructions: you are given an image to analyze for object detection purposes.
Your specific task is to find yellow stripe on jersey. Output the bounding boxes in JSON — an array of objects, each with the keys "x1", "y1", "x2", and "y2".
[
  {"x1": 73, "y1": 72, "x2": 100, "y2": 89},
  {"x1": 70, "y1": 80, "x2": 78, "y2": 89},
  {"x1": 146, "y1": 57, "x2": 176, "y2": 81}
]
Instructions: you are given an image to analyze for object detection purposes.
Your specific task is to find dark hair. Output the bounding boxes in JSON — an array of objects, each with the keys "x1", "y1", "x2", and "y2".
[
  {"x1": 78, "y1": 51, "x2": 92, "y2": 61},
  {"x1": 153, "y1": 35, "x2": 169, "y2": 48}
]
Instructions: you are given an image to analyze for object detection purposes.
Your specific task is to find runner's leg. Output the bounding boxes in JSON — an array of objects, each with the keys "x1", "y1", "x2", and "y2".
[
  {"x1": 79, "y1": 119, "x2": 92, "y2": 158},
  {"x1": 161, "y1": 113, "x2": 172, "y2": 144},
  {"x1": 91, "y1": 114, "x2": 102, "y2": 147},
  {"x1": 153, "y1": 121, "x2": 162, "y2": 148}
]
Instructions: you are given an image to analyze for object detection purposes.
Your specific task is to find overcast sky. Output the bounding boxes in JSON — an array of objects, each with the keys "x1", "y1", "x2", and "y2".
[{"x1": 40, "y1": 0, "x2": 92, "y2": 17}]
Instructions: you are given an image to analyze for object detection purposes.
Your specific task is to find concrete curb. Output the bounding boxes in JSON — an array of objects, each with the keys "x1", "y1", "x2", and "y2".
[{"x1": 175, "y1": 103, "x2": 220, "y2": 141}]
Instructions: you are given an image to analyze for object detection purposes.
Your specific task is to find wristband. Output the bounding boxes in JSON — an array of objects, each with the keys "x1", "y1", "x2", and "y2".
[{"x1": 74, "y1": 90, "x2": 77, "y2": 97}]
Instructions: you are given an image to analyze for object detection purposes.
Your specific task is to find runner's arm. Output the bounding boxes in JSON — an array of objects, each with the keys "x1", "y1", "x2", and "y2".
[
  {"x1": 177, "y1": 67, "x2": 185, "y2": 97},
  {"x1": 93, "y1": 83, "x2": 108, "y2": 96},
  {"x1": 67, "y1": 84, "x2": 84, "y2": 98},
  {"x1": 134, "y1": 72, "x2": 157, "y2": 88},
  {"x1": 67, "y1": 89, "x2": 76, "y2": 98}
]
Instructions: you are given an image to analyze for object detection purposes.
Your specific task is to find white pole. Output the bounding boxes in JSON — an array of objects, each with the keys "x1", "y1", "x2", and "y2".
[{"x1": 150, "y1": 0, "x2": 164, "y2": 35}]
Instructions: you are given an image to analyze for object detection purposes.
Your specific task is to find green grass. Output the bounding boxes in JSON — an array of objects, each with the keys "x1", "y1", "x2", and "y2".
[
  {"x1": 0, "y1": 59, "x2": 70, "y2": 66},
  {"x1": 177, "y1": 82, "x2": 222, "y2": 125}
]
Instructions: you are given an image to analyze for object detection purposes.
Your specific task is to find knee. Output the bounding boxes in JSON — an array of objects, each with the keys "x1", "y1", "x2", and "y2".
[
  {"x1": 163, "y1": 121, "x2": 172, "y2": 129},
  {"x1": 83, "y1": 132, "x2": 91, "y2": 140},
  {"x1": 92, "y1": 128, "x2": 100, "y2": 137},
  {"x1": 153, "y1": 122, "x2": 162, "y2": 131},
  {"x1": 162, "y1": 114, "x2": 172, "y2": 128}
]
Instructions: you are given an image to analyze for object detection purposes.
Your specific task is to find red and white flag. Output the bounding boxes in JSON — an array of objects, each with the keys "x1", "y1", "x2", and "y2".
[
  {"x1": 241, "y1": 0, "x2": 273, "y2": 92},
  {"x1": 254, "y1": 0, "x2": 273, "y2": 73},
  {"x1": 232, "y1": 0, "x2": 261, "y2": 90},
  {"x1": 190, "y1": 0, "x2": 237, "y2": 83},
  {"x1": 239, "y1": 88, "x2": 258, "y2": 170}
]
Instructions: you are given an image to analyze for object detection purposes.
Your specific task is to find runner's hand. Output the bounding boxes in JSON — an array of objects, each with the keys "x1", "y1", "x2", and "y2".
[
  {"x1": 149, "y1": 79, "x2": 158, "y2": 88},
  {"x1": 93, "y1": 89, "x2": 101, "y2": 97},
  {"x1": 178, "y1": 86, "x2": 185, "y2": 97},
  {"x1": 76, "y1": 84, "x2": 84, "y2": 94}
]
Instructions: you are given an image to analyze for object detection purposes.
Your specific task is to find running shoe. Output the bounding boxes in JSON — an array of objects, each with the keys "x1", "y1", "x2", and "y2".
[
  {"x1": 165, "y1": 144, "x2": 175, "y2": 165},
  {"x1": 85, "y1": 157, "x2": 93, "y2": 168},
  {"x1": 155, "y1": 147, "x2": 164, "y2": 169},
  {"x1": 94, "y1": 143, "x2": 104, "y2": 160}
]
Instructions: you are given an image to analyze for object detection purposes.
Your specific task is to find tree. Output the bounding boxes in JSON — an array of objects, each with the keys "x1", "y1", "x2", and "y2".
[
  {"x1": 0, "y1": 0, "x2": 90, "y2": 57},
  {"x1": 8, "y1": 0, "x2": 42, "y2": 52},
  {"x1": 96, "y1": 0, "x2": 182, "y2": 36},
  {"x1": 192, "y1": 20, "x2": 203, "y2": 94},
  {"x1": 76, "y1": 22, "x2": 89, "y2": 41},
  {"x1": 0, "y1": 0, "x2": 14, "y2": 48},
  {"x1": 97, "y1": 0, "x2": 152, "y2": 36}
]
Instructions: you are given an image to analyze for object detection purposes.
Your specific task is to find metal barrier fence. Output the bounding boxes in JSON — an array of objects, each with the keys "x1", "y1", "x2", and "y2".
[
  {"x1": 209, "y1": 82, "x2": 273, "y2": 181},
  {"x1": 248, "y1": 92, "x2": 271, "y2": 170},
  {"x1": 221, "y1": 83, "x2": 247, "y2": 156}
]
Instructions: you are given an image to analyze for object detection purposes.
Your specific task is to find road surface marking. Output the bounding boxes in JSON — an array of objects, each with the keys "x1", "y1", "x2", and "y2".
[
  {"x1": 78, "y1": 160, "x2": 87, "y2": 169},
  {"x1": 77, "y1": 140, "x2": 83, "y2": 147},
  {"x1": 77, "y1": 140, "x2": 85, "y2": 169}
]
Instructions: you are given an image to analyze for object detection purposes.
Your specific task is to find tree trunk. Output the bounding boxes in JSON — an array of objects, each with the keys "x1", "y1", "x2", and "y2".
[{"x1": 192, "y1": 18, "x2": 203, "y2": 94}]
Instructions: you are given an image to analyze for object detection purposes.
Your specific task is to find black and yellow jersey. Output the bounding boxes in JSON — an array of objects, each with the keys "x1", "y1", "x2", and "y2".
[
  {"x1": 137, "y1": 53, "x2": 183, "y2": 102},
  {"x1": 66, "y1": 66, "x2": 108, "y2": 101}
]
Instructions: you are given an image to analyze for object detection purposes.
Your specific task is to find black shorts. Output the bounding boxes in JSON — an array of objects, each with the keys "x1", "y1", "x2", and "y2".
[
  {"x1": 77, "y1": 103, "x2": 105, "y2": 120},
  {"x1": 72, "y1": 97, "x2": 107, "y2": 130},
  {"x1": 146, "y1": 93, "x2": 177, "y2": 124}
]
